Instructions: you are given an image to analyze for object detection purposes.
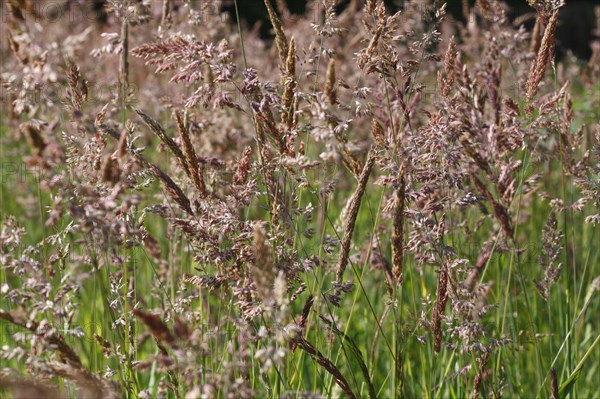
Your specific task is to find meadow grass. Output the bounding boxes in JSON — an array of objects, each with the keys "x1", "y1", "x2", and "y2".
[{"x1": 1, "y1": 1, "x2": 599, "y2": 398}]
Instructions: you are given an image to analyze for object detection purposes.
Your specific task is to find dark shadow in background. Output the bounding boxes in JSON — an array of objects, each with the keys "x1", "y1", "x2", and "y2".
[{"x1": 221, "y1": 0, "x2": 597, "y2": 61}]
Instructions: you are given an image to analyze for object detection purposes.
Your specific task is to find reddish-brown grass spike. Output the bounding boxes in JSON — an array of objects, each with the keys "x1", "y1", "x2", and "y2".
[
  {"x1": 444, "y1": 36, "x2": 457, "y2": 89},
  {"x1": 0, "y1": 309, "x2": 83, "y2": 367},
  {"x1": 175, "y1": 110, "x2": 207, "y2": 198},
  {"x1": 472, "y1": 352, "x2": 490, "y2": 399},
  {"x1": 526, "y1": 10, "x2": 559, "y2": 100},
  {"x1": 335, "y1": 150, "x2": 376, "y2": 285},
  {"x1": 251, "y1": 224, "x2": 275, "y2": 305},
  {"x1": 132, "y1": 309, "x2": 176, "y2": 346},
  {"x1": 161, "y1": 0, "x2": 172, "y2": 28},
  {"x1": 299, "y1": 294, "x2": 314, "y2": 331},
  {"x1": 530, "y1": 14, "x2": 543, "y2": 53},
  {"x1": 550, "y1": 368, "x2": 559, "y2": 399},
  {"x1": 135, "y1": 108, "x2": 190, "y2": 176},
  {"x1": 325, "y1": 58, "x2": 337, "y2": 105},
  {"x1": 433, "y1": 268, "x2": 448, "y2": 353},
  {"x1": 148, "y1": 164, "x2": 194, "y2": 216},
  {"x1": 371, "y1": 119, "x2": 387, "y2": 149},
  {"x1": 264, "y1": 0, "x2": 288, "y2": 65},
  {"x1": 471, "y1": 173, "x2": 514, "y2": 240},
  {"x1": 281, "y1": 36, "x2": 297, "y2": 133},
  {"x1": 20, "y1": 122, "x2": 46, "y2": 157},
  {"x1": 392, "y1": 174, "x2": 406, "y2": 285},
  {"x1": 290, "y1": 337, "x2": 357, "y2": 399},
  {"x1": 233, "y1": 146, "x2": 252, "y2": 186}
]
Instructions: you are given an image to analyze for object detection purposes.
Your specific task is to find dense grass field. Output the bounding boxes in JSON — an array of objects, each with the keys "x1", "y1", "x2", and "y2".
[{"x1": 1, "y1": 0, "x2": 599, "y2": 398}]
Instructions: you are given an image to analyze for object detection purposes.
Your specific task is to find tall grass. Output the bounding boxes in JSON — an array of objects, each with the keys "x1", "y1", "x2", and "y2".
[{"x1": 0, "y1": 0, "x2": 599, "y2": 398}]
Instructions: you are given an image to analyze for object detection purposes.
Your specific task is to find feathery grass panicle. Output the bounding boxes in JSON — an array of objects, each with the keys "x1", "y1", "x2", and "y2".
[
  {"x1": 101, "y1": 154, "x2": 120, "y2": 184},
  {"x1": 65, "y1": 59, "x2": 88, "y2": 113},
  {"x1": 0, "y1": 376, "x2": 67, "y2": 399},
  {"x1": 7, "y1": 30, "x2": 28, "y2": 66},
  {"x1": 535, "y1": 211, "x2": 564, "y2": 300},
  {"x1": 462, "y1": 0, "x2": 471, "y2": 19},
  {"x1": 444, "y1": 36, "x2": 457, "y2": 92},
  {"x1": 0, "y1": 309, "x2": 83, "y2": 367},
  {"x1": 476, "y1": 0, "x2": 496, "y2": 21}
]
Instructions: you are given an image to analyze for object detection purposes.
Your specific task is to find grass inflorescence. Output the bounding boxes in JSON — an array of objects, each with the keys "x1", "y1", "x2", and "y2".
[{"x1": 0, "y1": 0, "x2": 599, "y2": 398}]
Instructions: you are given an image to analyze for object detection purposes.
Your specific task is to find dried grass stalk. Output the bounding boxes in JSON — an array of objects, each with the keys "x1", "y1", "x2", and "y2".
[{"x1": 335, "y1": 150, "x2": 376, "y2": 284}]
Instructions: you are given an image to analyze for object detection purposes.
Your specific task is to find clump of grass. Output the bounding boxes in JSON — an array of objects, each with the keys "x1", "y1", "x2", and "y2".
[{"x1": 0, "y1": 0, "x2": 599, "y2": 398}]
